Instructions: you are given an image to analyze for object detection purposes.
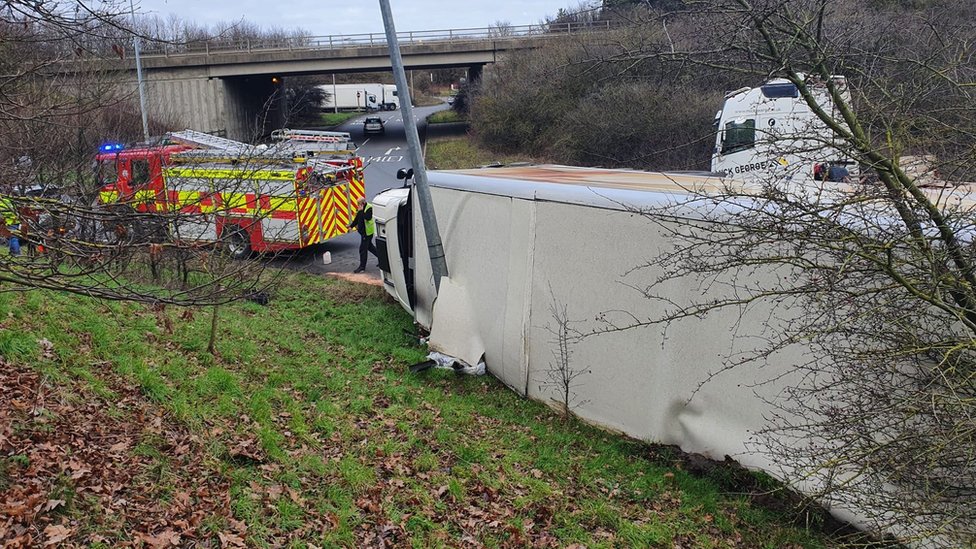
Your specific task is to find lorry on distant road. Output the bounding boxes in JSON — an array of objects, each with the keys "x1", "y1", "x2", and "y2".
[
  {"x1": 319, "y1": 83, "x2": 400, "y2": 112},
  {"x1": 711, "y1": 75, "x2": 857, "y2": 181}
]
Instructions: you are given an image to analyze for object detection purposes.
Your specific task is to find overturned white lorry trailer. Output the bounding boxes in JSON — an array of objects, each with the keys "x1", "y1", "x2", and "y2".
[
  {"x1": 372, "y1": 164, "x2": 975, "y2": 540},
  {"x1": 373, "y1": 166, "x2": 812, "y2": 485},
  {"x1": 370, "y1": 74, "x2": 972, "y2": 543}
]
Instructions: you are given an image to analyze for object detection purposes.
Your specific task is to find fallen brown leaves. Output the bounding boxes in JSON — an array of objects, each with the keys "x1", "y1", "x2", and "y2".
[{"x1": 0, "y1": 360, "x2": 236, "y2": 546}]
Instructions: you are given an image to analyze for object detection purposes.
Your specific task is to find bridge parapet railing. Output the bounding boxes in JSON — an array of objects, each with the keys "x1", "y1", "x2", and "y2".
[{"x1": 137, "y1": 21, "x2": 614, "y2": 57}]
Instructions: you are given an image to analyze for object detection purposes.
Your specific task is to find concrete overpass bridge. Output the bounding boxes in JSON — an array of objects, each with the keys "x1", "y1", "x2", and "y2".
[{"x1": 100, "y1": 22, "x2": 611, "y2": 140}]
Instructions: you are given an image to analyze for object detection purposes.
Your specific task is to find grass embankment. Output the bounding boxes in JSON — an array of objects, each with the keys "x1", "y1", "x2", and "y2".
[
  {"x1": 425, "y1": 136, "x2": 538, "y2": 170},
  {"x1": 320, "y1": 112, "x2": 359, "y2": 126},
  {"x1": 1, "y1": 273, "x2": 839, "y2": 547},
  {"x1": 428, "y1": 110, "x2": 465, "y2": 124}
]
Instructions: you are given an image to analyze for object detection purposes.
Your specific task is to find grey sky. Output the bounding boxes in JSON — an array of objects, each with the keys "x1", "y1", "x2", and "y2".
[{"x1": 134, "y1": 0, "x2": 573, "y2": 37}]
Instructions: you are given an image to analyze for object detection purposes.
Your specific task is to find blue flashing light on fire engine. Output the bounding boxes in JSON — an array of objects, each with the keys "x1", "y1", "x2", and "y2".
[{"x1": 100, "y1": 143, "x2": 124, "y2": 153}]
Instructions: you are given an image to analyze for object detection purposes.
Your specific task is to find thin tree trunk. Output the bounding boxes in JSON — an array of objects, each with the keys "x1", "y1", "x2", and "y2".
[{"x1": 208, "y1": 302, "x2": 219, "y2": 355}]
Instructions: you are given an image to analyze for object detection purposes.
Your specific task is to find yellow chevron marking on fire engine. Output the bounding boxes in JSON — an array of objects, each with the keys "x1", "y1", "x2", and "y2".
[
  {"x1": 297, "y1": 196, "x2": 319, "y2": 245},
  {"x1": 335, "y1": 188, "x2": 347, "y2": 236},
  {"x1": 307, "y1": 218, "x2": 320, "y2": 245},
  {"x1": 325, "y1": 185, "x2": 344, "y2": 238},
  {"x1": 312, "y1": 190, "x2": 326, "y2": 243},
  {"x1": 298, "y1": 197, "x2": 314, "y2": 226},
  {"x1": 336, "y1": 189, "x2": 352, "y2": 225},
  {"x1": 99, "y1": 191, "x2": 120, "y2": 204},
  {"x1": 321, "y1": 189, "x2": 337, "y2": 239},
  {"x1": 325, "y1": 187, "x2": 349, "y2": 239}
]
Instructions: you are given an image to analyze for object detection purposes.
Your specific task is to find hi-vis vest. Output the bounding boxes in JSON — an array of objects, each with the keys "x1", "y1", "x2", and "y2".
[
  {"x1": 364, "y1": 203, "x2": 375, "y2": 237},
  {"x1": 0, "y1": 197, "x2": 18, "y2": 226}
]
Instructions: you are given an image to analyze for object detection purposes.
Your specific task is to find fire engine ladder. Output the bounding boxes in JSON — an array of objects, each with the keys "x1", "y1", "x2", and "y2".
[
  {"x1": 168, "y1": 129, "x2": 249, "y2": 152},
  {"x1": 271, "y1": 128, "x2": 352, "y2": 143},
  {"x1": 307, "y1": 158, "x2": 357, "y2": 177},
  {"x1": 168, "y1": 142, "x2": 310, "y2": 165},
  {"x1": 272, "y1": 129, "x2": 357, "y2": 156},
  {"x1": 277, "y1": 143, "x2": 357, "y2": 157}
]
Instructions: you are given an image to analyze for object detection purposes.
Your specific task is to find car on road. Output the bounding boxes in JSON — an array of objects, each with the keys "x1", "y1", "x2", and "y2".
[
  {"x1": 446, "y1": 96, "x2": 455, "y2": 105},
  {"x1": 363, "y1": 116, "x2": 385, "y2": 135}
]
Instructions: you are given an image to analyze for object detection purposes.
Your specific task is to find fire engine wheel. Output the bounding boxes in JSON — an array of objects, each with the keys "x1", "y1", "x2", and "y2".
[{"x1": 224, "y1": 228, "x2": 252, "y2": 260}]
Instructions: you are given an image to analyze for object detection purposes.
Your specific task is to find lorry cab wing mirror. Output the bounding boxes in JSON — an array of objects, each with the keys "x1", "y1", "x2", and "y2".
[{"x1": 396, "y1": 168, "x2": 414, "y2": 181}]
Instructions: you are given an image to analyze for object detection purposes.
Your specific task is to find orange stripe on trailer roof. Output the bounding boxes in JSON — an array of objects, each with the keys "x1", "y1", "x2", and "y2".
[{"x1": 444, "y1": 165, "x2": 728, "y2": 193}]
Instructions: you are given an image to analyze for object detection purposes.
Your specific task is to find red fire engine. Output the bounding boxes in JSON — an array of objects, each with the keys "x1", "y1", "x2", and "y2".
[{"x1": 95, "y1": 130, "x2": 365, "y2": 256}]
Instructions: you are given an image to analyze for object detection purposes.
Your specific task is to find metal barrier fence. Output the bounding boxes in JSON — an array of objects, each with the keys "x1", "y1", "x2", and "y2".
[{"x1": 137, "y1": 21, "x2": 615, "y2": 57}]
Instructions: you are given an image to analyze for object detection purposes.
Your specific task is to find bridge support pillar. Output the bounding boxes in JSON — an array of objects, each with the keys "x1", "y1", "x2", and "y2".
[{"x1": 145, "y1": 76, "x2": 226, "y2": 136}]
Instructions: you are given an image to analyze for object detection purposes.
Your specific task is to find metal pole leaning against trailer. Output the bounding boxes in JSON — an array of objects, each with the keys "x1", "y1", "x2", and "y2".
[{"x1": 378, "y1": 0, "x2": 448, "y2": 291}]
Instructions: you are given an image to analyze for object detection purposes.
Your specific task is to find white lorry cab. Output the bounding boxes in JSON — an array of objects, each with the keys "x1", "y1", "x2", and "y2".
[
  {"x1": 378, "y1": 84, "x2": 400, "y2": 111},
  {"x1": 711, "y1": 76, "x2": 857, "y2": 183}
]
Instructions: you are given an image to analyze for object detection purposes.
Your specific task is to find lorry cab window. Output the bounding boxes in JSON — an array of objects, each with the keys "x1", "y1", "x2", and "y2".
[
  {"x1": 760, "y1": 82, "x2": 799, "y2": 98},
  {"x1": 722, "y1": 119, "x2": 756, "y2": 154}
]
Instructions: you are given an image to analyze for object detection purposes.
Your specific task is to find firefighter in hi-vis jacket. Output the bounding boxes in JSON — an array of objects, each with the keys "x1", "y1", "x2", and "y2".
[{"x1": 348, "y1": 197, "x2": 377, "y2": 273}]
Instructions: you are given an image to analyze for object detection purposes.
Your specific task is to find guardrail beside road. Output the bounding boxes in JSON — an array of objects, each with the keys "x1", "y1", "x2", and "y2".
[{"x1": 137, "y1": 21, "x2": 615, "y2": 57}]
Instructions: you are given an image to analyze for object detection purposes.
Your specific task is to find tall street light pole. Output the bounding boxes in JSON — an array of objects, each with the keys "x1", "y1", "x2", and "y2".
[
  {"x1": 129, "y1": 0, "x2": 150, "y2": 141},
  {"x1": 332, "y1": 74, "x2": 338, "y2": 114},
  {"x1": 378, "y1": 0, "x2": 448, "y2": 291}
]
